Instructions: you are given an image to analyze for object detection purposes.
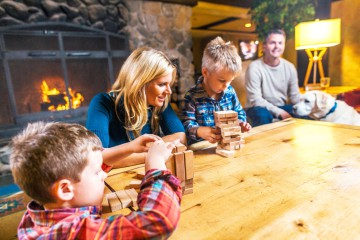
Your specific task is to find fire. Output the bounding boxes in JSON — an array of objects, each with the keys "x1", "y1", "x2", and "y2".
[{"x1": 41, "y1": 80, "x2": 84, "y2": 111}]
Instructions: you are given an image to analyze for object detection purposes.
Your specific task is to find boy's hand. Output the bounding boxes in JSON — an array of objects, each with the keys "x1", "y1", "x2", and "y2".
[
  {"x1": 145, "y1": 140, "x2": 175, "y2": 171},
  {"x1": 197, "y1": 126, "x2": 222, "y2": 143},
  {"x1": 239, "y1": 121, "x2": 252, "y2": 133},
  {"x1": 279, "y1": 110, "x2": 292, "y2": 120},
  {"x1": 131, "y1": 134, "x2": 162, "y2": 153}
]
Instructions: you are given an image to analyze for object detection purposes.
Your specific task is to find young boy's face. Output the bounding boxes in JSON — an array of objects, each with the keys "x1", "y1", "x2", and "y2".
[
  {"x1": 71, "y1": 150, "x2": 107, "y2": 207},
  {"x1": 202, "y1": 67, "x2": 236, "y2": 98}
]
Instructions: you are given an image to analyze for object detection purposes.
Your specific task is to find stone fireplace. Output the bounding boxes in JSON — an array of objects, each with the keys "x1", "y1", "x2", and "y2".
[{"x1": 0, "y1": 0, "x2": 195, "y2": 139}]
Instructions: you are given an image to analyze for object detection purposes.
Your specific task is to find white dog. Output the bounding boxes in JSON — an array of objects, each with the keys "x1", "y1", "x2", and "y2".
[{"x1": 293, "y1": 90, "x2": 360, "y2": 126}]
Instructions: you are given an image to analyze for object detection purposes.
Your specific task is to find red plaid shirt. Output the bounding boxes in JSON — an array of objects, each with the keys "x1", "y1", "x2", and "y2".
[{"x1": 17, "y1": 169, "x2": 182, "y2": 239}]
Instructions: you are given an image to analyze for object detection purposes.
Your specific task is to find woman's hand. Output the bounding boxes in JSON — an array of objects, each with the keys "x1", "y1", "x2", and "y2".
[
  {"x1": 197, "y1": 126, "x2": 222, "y2": 143},
  {"x1": 131, "y1": 134, "x2": 162, "y2": 153}
]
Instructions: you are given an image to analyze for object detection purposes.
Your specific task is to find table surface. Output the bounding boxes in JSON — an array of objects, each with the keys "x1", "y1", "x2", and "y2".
[{"x1": 102, "y1": 119, "x2": 360, "y2": 239}]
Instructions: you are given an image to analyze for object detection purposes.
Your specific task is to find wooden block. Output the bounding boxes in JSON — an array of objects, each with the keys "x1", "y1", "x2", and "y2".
[
  {"x1": 180, "y1": 180, "x2": 186, "y2": 190},
  {"x1": 221, "y1": 131, "x2": 240, "y2": 138},
  {"x1": 116, "y1": 190, "x2": 132, "y2": 208},
  {"x1": 165, "y1": 154, "x2": 176, "y2": 174},
  {"x1": 128, "y1": 180, "x2": 141, "y2": 189},
  {"x1": 216, "y1": 149, "x2": 234, "y2": 157},
  {"x1": 222, "y1": 136, "x2": 241, "y2": 143},
  {"x1": 125, "y1": 188, "x2": 138, "y2": 208},
  {"x1": 225, "y1": 120, "x2": 237, "y2": 124},
  {"x1": 184, "y1": 150, "x2": 194, "y2": 180},
  {"x1": 229, "y1": 141, "x2": 241, "y2": 147},
  {"x1": 214, "y1": 111, "x2": 228, "y2": 119},
  {"x1": 106, "y1": 192, "x2": 122, "y2": 212},
  {"x1": 183, "y1": 179, "x2": 194, "y2": 195},
  {"x1": 225, "y1": 110, "x2": 238, "y2": 118},
  {"x1": 183, "y1": 187, "x2": 193, "y2": 195},
  {"x1": 175, "y1": 143, "x2": 187, "y2": 153},
  {"x1": 185, "y1": 179, "x2": 193, "y2": 188},
  {"x1": 174, "y1": 152, "x2": 185, "y2": 181},
  {"x1": 217, "y1": 122, "x2": 238, "y2": 128},
  {"x1": 136, "y1": 170, "x2": 146, "y2": 180}
]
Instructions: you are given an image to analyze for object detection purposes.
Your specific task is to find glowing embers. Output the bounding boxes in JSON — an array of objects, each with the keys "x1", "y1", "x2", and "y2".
[{"x1": 40, "y1": 80, "x2": 84, "y2": 111}]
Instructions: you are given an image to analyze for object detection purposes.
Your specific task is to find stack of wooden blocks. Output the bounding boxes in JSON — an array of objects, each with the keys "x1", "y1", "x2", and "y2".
[
  {"x1": 214, "y1": 110, "x2": 244, "y2": 157},
  {"x1": 106, "y1": 142, "x2": 194, "y2": 212},
  {"x1": 166, "y1": 142, "x2": 194, "y2": 195},
  {"x1": 106, "y1": 188, "x2": 138, "y2": 212}
]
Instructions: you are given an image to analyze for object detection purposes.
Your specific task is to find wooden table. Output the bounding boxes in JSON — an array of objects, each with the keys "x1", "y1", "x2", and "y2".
[{"x1": 102, "y1": 119, "x2": 360, "y2": 239}]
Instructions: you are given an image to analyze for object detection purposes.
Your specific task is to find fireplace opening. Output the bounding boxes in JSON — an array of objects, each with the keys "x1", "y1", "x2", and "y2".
[{"x1": 0, "y1": 22, "x2": 130, "y2": 138}]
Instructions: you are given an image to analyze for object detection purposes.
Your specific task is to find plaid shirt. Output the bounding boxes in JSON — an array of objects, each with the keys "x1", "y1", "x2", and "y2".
[
  {"x1": 17, "y1": 169, "x2": 182, "y2": 240},
  {"x1": 181, "y1": 76, "x2": 247, "y2": 145}
]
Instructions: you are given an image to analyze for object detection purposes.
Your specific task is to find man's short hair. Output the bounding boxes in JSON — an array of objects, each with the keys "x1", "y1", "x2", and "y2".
[
  {"x1": 264, "y1": 29, "x2": 286, "y2": 43},
  {"x1": 10, "y1": 121, "x2": 102, "y2": 204}
]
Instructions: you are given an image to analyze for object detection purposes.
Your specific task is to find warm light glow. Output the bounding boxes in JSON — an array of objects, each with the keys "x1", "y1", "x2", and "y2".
[
  {"x1": 41, "y1": 80, "x2": 84, "y2": 111},
  {"x1": 295, "y1": 18, "x2": 341, "y2": 50},
  {"x1": 244, "y1": 23, "x2": 252, "y2": 28}
]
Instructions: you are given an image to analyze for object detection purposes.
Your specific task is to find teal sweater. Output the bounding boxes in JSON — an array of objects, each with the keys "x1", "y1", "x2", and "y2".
[{"x1": 86, "y1": 93, "x2": 184, "y2": 147}]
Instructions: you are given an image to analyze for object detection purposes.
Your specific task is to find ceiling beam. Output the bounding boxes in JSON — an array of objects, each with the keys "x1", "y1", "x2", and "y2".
[
  {"x1": 193, "y1": 17, "x2": 240, "y2": 29},
  {"x1": 142, "y1": 0, "x2": 198, "y2": 7},
  {"x1": 192, "y1": 2, "x2": 250, "y2": 19},
  {"x1": 200, "y1": 0, "x2": 252, "y2": 8}
]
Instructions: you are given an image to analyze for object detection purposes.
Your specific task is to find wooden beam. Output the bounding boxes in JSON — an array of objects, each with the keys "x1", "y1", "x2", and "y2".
[
  {"x1": 143, "y1": 0, "x2": 198, "y2": 7},
  {"x1": 201, "y1": 0, "x2": 252, "y2": 8}
]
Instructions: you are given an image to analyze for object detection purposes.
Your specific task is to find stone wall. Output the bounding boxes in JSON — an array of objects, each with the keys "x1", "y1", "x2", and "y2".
[
  {"x1": 124, "y1": 0, "x2": 194, "y2": 101},
  {"x1": 0, "y1": 0, "x2": 194, "y2": 100}
]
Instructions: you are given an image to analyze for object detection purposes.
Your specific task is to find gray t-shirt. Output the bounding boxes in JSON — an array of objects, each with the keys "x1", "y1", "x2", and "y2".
[{"x1": 245, "y1": 57, "x2": 301, "y2": 117}]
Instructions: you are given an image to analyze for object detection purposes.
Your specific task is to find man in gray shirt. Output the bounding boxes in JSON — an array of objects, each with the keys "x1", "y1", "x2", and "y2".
[{"x1": 245, "y1": 29, "x2": 302, "y2": 126}]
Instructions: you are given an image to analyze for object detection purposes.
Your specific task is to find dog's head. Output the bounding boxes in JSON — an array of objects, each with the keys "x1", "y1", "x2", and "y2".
[{"x1": 293, "y1": 90, "x2": 336, "y2": 119}]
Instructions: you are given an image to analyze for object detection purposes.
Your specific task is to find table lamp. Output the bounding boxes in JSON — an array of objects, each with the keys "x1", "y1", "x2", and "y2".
[{"x1": 295, "y1": 18, "x2": 341, "y2": 90}]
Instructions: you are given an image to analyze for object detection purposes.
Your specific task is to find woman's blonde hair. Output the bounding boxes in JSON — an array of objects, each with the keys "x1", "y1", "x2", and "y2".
[
  {"x1": 202, "y1": 36, "x2": 242, "y2": 75},
  {"x1": 110, "y1": 47, "x2": 176, "y2": 140}
]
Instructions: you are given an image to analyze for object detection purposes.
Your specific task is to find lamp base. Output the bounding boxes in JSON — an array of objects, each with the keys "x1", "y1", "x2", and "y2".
[{"x1": 304, "y1": 84, "x2": 326, "y2": 91}]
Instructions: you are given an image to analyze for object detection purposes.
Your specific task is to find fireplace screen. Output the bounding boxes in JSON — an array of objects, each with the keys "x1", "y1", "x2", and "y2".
[{"x1": 0, "y1": 23, "x2": 129, "y2": 134}]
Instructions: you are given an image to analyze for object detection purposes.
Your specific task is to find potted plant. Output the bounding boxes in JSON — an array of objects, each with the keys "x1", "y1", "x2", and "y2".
[{"x1": 249, "y1": 0, "x2": 317, "y2": 41}]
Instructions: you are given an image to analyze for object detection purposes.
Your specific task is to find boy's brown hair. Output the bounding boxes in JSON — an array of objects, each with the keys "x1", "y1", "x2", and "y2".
[
  {"x1": 202, "y1": 36, "x2": 242, "y2": 75},
  {"x1": 10, "y1": 122, "x2": 102, "y2": 205}
]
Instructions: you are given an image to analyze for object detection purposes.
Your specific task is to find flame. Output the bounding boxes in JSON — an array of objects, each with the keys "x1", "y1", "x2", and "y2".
[{"x1": 41, "y1": 80, "x2": 84, "y2": 111}]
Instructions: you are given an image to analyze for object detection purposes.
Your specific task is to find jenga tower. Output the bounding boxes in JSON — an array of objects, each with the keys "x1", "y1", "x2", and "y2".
[{"x1": 214, "y1": 110, "x2": 244, "y2": 157}]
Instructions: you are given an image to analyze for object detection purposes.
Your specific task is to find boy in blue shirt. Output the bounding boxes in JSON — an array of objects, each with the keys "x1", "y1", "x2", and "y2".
[{"x1": 181, "y1": 36, "x2": 251, "y2": 145}]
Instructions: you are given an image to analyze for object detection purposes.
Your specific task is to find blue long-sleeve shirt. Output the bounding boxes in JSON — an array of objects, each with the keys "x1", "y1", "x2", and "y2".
[
  {"x1": 181, "y1": 76, "x2": 247, "y2": 145},
  {"x1": 86, "y1": 93, "x2": 185, "y2": 147}
]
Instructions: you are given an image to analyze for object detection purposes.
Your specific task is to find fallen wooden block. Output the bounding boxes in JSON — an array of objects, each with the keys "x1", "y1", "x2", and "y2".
[
  {"x1": 216, "y1": 148, "x2": 234, "y2": 157},
  {"x1": 125, "y1": 188, "x2": 138, "y2": 208},
  {"x1": 106, "y1": 191, "x2": 122, "y2": 212},
  {"x1": 135, "y1": 170, "x2": 146, "y2": 180},
  {"x1": 128, "y1": 180, "x2": 141, "y2": 189},
  {"x1": 106, "y1": 188, "x2": 139, "y2": 212}
]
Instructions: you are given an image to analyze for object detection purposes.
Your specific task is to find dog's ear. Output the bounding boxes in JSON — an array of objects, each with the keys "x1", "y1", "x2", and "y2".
[{"x1": 311, "y1": 91, "x2": 335, "y2": 119}]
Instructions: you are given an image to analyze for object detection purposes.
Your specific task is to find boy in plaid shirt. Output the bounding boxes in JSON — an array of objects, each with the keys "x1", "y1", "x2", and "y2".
[
  {"x1": 10, "y1": 121, "x2": 181, "y2": 239},
  {"x1": 181, "y1": 36, "x2": 251, "y2": 145}
]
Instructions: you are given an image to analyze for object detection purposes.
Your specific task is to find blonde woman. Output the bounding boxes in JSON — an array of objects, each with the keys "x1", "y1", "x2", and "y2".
[{"x1": 86, "y1": 47, "x2": 186, "y2": 168}]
